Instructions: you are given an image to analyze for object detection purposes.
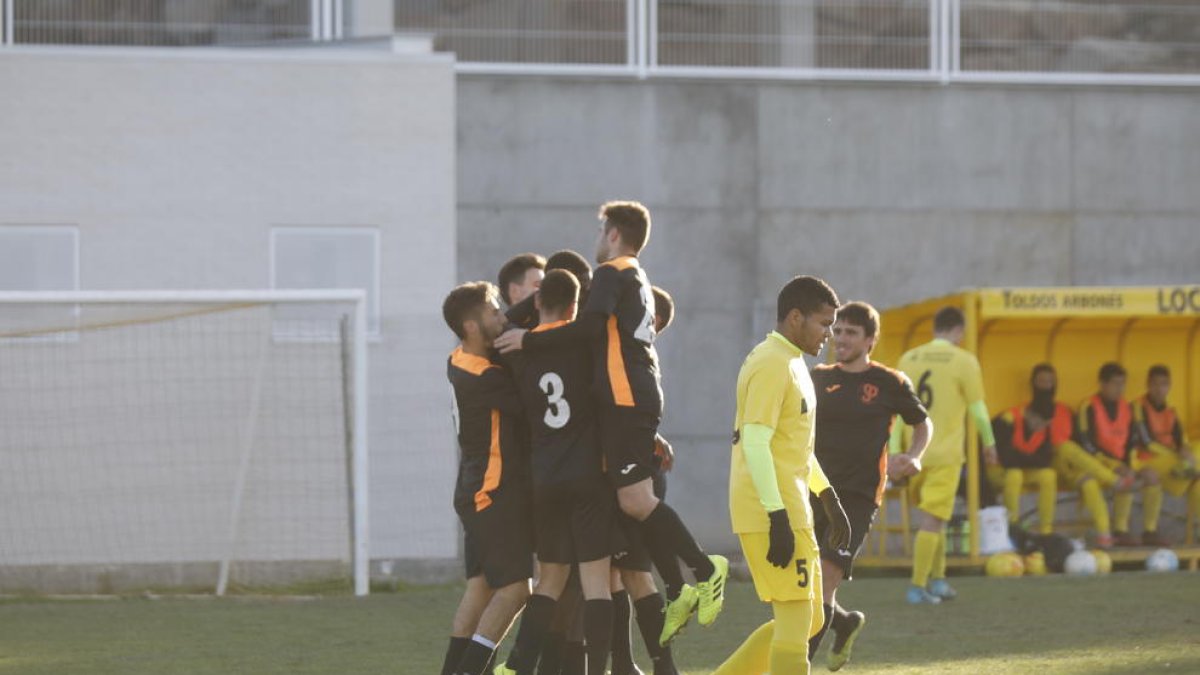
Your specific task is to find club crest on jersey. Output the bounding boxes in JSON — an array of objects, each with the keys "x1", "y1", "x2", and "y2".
[{"x1": 860, "y1": 383, "x2": 879, "y2": 404}]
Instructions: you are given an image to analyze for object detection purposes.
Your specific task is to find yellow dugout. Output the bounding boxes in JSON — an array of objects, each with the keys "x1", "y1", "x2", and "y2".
[{"x1": 871, "y1": 285, "x2": 1200, "y2": 563}]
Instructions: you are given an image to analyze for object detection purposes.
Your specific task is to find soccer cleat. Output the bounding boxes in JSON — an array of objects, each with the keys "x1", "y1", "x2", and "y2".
[
  {"x1": 695, "y1": 554, "x2": 730, "y2": 627},
  {"x1": 1142, "y1": 530, "x2": 1171, "y2": 547},
  {"x1": 659, "y1": 584, "x2": 698, "y2": 646},
  {"x1": 492, "y1": 665, "x2": 516, "y2": 675},
  {"x1": 612, "y1": 666, "x2": 646, "y2": 675},
  {"x1": 1113, "y1": 531, "x2": 1139, "y2": 547},
  {"x1": 926, "y1": 578, "x2": 957, "y2": 601},
  {"x1": 905, "y1": 585, "x2": 942, "y2": 605},
  {"x1": 827, "y1": 611, "x2": 866, "y2": 672}
]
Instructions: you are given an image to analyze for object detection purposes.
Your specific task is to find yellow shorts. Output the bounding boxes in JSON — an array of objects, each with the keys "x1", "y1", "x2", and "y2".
[
  {"x1": 909, "y1": 463, "x2": 961, "y2": 521},
  {"x1": 739, "y1": 527, "x2": 823, "y2": 607}
]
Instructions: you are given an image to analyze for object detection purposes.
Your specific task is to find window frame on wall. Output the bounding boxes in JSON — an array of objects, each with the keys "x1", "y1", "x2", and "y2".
[
  {"x1": 269, "y1": 226, "x2": 381, "y2": 340},
  {"x1": 0, "y1": 224, "x2": 81, "y2": 343}
]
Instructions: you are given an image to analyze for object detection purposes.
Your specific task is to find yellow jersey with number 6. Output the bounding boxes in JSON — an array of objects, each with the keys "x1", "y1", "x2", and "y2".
[{"x1": 897, "y1": 338, "x2": 985, "y2": 467}]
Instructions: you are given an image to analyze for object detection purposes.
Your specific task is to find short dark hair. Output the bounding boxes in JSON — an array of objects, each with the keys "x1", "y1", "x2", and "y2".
[
  {"x1": 1099, "y1": 362, "x2": 1126, "y2": 383},
  {"x1": 538, "y1": 269, "x2": 580, "y2": 317},
  {"x1": 442, "y1": 281, "x2": 498, "y2": 340},
  {"x1": 933, "y1": 306, "x2": 965, "y2": 333},
  {"x1": 599, "y1": 201, "x2": 651, "y2": 253},
  {"x1": 777, "y1": 276, "x2": 839, "y2": 322},
  {"x1": 652, "y1": 286, "x2": 675, "y2": 334},
  {"x1": 546, "y1": 250, "x2": 592, "y2": 293},
  {"x1": 497, "y1": 253, "x2": 546, "y2": 305},
  {"x1": 836, "y1": 301, "x2": 879, "y2": 339},
  {"x1": 1031, "y1": 362, "x2": 1056, "y2": 383},
  {"x1": 1148, "y1": 364, "x2": 1171, "y2": 381}
]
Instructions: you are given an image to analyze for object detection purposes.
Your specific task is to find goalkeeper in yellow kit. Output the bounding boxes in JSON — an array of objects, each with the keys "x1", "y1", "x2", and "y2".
[{"x1": 715, "y1": 276, "x2": 851, "y2": 675}]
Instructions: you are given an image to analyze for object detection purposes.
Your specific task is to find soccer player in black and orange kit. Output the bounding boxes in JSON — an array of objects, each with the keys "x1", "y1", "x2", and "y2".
[
  {"x1": 495, "y1": 270, "x2": 616, "y2": 675},
  {"x1": 495, "y1": 201, "x2": 727, "y2": 647},
  {"x1": 807, "y1": 301, "x2": 931, "y2": 671},
  {"x1": 441, "y1": 282, "x2": 534, "y2": 675}
]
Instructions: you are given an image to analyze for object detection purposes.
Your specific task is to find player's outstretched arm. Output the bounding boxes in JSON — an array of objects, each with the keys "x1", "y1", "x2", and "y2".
[{"x1": 495, "y1": 311, "x2": 606, "y2": 354}]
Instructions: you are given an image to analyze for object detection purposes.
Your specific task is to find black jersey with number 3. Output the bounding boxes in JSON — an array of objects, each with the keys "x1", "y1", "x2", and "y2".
[
  {"x1": 517, "y1": 320, "x2": 603, "y2": 487},
  {"x1": 811, "y1": 362, "x2": 928, "y2": 504}
]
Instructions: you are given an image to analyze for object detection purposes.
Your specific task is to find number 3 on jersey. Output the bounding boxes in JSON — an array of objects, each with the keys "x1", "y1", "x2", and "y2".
[{"x1": 539, "y1": 372, "x2": 571, "y2": 429}]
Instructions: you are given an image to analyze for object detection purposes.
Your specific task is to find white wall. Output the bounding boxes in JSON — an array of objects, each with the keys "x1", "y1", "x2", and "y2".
[{"x1": 0, "y1": 46, "x2": 459, "y2": 577}]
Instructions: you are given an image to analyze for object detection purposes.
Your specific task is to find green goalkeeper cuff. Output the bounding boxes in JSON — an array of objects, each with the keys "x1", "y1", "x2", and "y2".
[
  {"x1": 969, "y1": 400, "x2": 996, "y2": 447},
  {"x1": 741, "y1": 423, "x2": 785, "y2": 513}
]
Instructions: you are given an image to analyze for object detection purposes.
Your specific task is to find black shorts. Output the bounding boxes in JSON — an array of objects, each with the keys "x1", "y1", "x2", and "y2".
[
  {"x1": 534, "y1": 476, "x2": 618, "y2": 565},
  {"x1": 461, "y1": 496, "x2": 534, "y2": 588},
  {"x1": 610, "y1": 470, "x2": 666, "y2": 572},
  {"x1": 599, "y1": 406, "x2": 660, "y2": 489},
  {"x1": 810, "y1": 491, "x2": 877, "y2": 581}
]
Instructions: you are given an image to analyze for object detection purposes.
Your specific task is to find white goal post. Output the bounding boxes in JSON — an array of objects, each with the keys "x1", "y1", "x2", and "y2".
[{"x1": 0, "y1": 290, "x2": 369, "y2": 596}]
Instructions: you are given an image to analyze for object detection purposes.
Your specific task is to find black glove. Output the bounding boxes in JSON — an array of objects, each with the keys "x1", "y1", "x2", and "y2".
[
  {"x1": 766, "y1": 509, "x2": 795, "y2": 569},
  {"x1": 818, "y1": 488, "x2": 852, "y2": 552}
]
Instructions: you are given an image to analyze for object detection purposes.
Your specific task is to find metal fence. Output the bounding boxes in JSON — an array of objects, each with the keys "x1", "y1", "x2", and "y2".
[
  {"x1": 0, "y1": 0, "x2": 343, "y2": 47},
  {"x1": 393, "y1": 0, "x2": 1200, "y2": 84},
  {"x1": 2, "y1": 1, "x2": 1198, "y2": 84}
]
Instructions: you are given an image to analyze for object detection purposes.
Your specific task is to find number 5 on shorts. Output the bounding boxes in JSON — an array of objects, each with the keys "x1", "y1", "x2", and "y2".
[{"x1": 795, "y1": 558, "x2": 808, "y2": 588}]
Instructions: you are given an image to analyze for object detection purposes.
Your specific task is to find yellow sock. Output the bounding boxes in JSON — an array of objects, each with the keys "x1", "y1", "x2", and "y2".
[
  {"x1": 912, "y1": 530, "x2": 939, "y2": 587},
  {"x1": 769, "y1": 600, "x2": 812, "y2": 675},
  {"x1": 1036, "y1": 468, "x2": 1058, "y2": 534},
  {"x1": 1144, "y1": 484, "x2": 1164, "y2": 532},
  {"x1": 1113, "y1": 492, "x2": 1133, "y2": 533},
  {"x1": 1003, "y1": 469, "x2": 1024, "y2": 522},
  {"x1": 713, "y1": 620, "x2": 773, "y2": 675},
  {"x1": 931, "y1": 530, "x2": 947, "y2": 580},
  {"x1": 1080, "y1": 480, "x2": 1110, "y2": 534},
  {"x1": 769, "y1": 641, "x2": 809, "y2": 675}
]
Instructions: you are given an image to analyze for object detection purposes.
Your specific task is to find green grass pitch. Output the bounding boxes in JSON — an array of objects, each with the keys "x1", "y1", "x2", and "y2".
[{"x1": 0, "y1": 573, "x2": 1197, "y2": 673}]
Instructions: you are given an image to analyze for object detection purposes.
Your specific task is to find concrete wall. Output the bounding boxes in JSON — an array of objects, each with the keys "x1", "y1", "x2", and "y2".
[
  {"x1": 0, "y1": 46, "x2": 459, "y2": 587},
  {"x1": 456, "y1": 76, "x2": 1200, "y2": 551}
]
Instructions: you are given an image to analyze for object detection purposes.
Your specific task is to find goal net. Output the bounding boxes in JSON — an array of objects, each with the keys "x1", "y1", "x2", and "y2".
[{"x1": 0, "y1": 291, "x2": 369, "y2": 596}]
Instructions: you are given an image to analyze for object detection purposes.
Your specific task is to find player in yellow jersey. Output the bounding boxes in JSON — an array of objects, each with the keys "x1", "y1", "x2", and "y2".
[
  {"x1": 892, "y1": 307, "x2": 996, "y2": 604},
  {"x1": 714, "y1": 276, "x2": 851, "y2": 675}
]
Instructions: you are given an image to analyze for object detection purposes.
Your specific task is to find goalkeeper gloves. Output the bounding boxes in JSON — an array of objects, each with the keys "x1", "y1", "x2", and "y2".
[
  {"x1": 818, "y1": 488, "x2": 852, "y2": 552},
  {"x1": 766, "y1": 509, "x2": 794, "y2": 569}
]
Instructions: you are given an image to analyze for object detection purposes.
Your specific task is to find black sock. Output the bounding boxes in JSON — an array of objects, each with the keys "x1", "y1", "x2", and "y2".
[
  {"x1": 561, "y1": 641, "x2": 586, "y2": 675},
  {"x1": 609, "y1": 591, "x2": 635, "y2": 674},
  {"x1": 830, "y1": 601, "x2": 853, "y2": 632},
  {"x1": 633, "y1": 593, "x2": 677, "y2": 673},
  {"x1": 808, "y1": 603, "x2": 833, "y2": 659},
  {"x1": 640, "y1": 503, "x2": 714, "y2": 585},
  {"x1": 583, "y1": 599, "x2": 614, "y2": 675},
  {"x1": 536, "y1": 633, "x2": 565, "y2": 675},
  {"x1": 505, "y1": 593, "x2": 557, "y2": 673},
  {"x1": 456, "y1": 637, "x2": 495, "y2": 675},
  {"x1": 441, "y1": 637, "x2": 470, "y2": 675}
]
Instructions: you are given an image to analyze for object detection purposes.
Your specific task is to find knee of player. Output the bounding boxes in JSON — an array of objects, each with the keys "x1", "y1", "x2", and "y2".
[
  {"x1": 497, "y1": 579, "x2": 532, "y2": 604},
  {"x1": 617, "y1": 487, "x2": 657, "y2": 520},
  {"x1": 621, "y1": 570, "x2": 657, "y2": 598}
]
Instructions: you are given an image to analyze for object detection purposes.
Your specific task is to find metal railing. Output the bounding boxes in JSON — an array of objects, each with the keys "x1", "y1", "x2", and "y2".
[
  {"x1": 0, "y1": 0, "x2": 343, "y2": 47},
  {"x1": 2, "y1": 1, "x2": 1198, "y2": 85},
  {"x1": 392, "y1": 0, "x2": 1200, "y2": 85}
]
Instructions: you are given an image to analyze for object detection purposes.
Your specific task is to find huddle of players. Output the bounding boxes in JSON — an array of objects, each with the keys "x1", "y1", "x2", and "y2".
[
  {"x1": 440, "y1": 201, "x2": 729, "y2": 675},
  {"x1": 990, "y1": 360, "x2": 1199, "y2": 549}
]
